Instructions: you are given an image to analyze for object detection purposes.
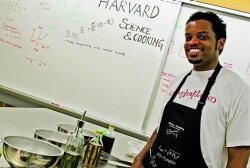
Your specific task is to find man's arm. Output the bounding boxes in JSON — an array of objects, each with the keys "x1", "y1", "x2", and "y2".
[
  {"x1": 131, "y1": 128, "x2": 158, "y2": 168},
  {"x1": 226, "y1": 146, "x2": 250, "y2": 168}
]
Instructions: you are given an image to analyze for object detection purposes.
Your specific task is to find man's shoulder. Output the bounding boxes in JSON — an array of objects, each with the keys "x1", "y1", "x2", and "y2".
[
  {"x1": 220, "y1": 67, "x2": 249, "y2": 86},
  {"x1": 218, "y1": 67, "x2": 250, "y2": 92}
]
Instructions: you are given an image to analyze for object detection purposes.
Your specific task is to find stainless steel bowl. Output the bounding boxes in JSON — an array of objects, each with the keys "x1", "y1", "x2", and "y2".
[
  {"x1": 57, "y1": 123, "x2": 95, "y2": 141},
  {"x1": 34, "y1": 129, "x2": 69, "y2": 150},
  {"x1": 2, "y1": 135, "x2": 64, "y2": 168}
]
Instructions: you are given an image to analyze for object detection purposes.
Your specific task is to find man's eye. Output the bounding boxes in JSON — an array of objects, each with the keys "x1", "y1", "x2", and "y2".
[
  {"x1": 199, "y1": 35, "x2": 207, "y2": 40},
  {"x1": 185, "y1": 36, "x2": 192, "y2": 41}
]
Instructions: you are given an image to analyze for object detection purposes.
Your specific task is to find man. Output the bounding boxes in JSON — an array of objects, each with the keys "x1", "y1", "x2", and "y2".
[{"x1": 132, "y1": 11, "x2": 250, "y2": 168}]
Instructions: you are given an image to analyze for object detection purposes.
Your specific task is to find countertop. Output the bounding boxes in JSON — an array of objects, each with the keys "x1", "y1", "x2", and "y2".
[
  {"x1": 0, "y1": 108, "x2": 143, "y2": 167},
  {"x1": 0, "y1": 156, "x2": 130, "y2": 168}
]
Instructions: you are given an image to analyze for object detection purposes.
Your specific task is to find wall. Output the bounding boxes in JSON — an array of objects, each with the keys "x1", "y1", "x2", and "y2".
[{"x1": 194, "y1": 0, "x2": 250, "y2": 14}]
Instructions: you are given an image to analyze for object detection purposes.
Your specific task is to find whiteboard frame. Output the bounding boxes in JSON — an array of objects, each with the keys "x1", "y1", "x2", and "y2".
[
  {"x1": 141, "y1": 1, "x2": 182, "y2": 133},
  {"x1": 0, "y1": 84, "x2": 150, "y2": 141}
]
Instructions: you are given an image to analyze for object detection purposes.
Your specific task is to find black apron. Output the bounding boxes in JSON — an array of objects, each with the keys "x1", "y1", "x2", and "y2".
[{"x1": 144, "y1": 63, "x2": 222, "y2": 168}]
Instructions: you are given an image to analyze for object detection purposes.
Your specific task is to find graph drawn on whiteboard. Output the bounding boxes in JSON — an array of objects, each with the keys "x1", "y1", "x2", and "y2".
[{"x1": 31, "y1": 26, "x2": 50, "y2": 52}]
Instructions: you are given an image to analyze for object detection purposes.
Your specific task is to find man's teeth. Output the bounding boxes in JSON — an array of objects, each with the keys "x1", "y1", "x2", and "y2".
[{"x1": 189, "y1": 49, "x2": 201, "y2": 53}]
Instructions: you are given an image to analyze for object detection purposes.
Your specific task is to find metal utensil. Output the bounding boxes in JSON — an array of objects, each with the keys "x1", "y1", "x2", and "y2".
[
  {"x1": 100, "y1": 151, "x2": 132, "y2": 166},
  {"x1": 34, "y1": 129, "x2": 69, "y2": 150},
  {"x1": 2, "y1": 135, "x2": 64, "y2": 168},
  {"x1": 57, "y1": 123, "x2": 95, "y2": 141}
]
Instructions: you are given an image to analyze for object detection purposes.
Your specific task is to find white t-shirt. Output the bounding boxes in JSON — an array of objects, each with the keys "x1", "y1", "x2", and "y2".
[{"x1": 159, "y1": 67, "x2": 250, "y2": 168}]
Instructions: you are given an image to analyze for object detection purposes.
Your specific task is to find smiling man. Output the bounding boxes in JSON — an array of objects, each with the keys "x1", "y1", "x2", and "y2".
[{"x1": 132, "y1": 11, "x2": 250, "y2": 168}]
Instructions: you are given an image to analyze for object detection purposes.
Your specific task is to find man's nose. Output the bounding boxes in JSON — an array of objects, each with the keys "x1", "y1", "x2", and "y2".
[{"x1": 188, "y1": 37, "x2": 200, "y2": 45}]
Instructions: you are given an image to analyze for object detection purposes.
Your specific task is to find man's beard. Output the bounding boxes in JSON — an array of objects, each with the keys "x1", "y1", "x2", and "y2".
[{"x1": 188, "y1": 58, "x2": 202, "y2": 64}]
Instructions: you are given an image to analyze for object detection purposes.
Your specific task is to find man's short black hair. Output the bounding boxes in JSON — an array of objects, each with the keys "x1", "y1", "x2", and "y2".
[{"x1": 186, "y1": 11, "x2": 227, "y2": 41}]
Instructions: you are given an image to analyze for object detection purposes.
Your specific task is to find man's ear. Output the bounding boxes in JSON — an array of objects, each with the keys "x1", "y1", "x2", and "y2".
[{"x1": 218, "y1": 38, "x2": 226, "y2": 50}]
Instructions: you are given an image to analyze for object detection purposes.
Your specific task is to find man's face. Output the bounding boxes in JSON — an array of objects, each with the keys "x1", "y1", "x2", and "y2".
[{"x1": 184, "y1": 19, "x2": 224, "y2": 71}]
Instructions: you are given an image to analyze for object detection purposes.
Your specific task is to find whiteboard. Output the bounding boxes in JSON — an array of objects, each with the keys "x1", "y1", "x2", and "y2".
[
  {"x1": 0, "y1": 0, "x2": 181, "y2": 131},
  {"x1": 145, "y1": 2, "x2": 250, "y2": 133}
]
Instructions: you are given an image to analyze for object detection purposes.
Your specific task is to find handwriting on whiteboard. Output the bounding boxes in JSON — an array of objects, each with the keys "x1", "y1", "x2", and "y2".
[
  {"x1": 63, "y1": 38, "x2": 125, "y2": 56},
  {"x1": 38, "y1": 0, "x2": 50, "y2": 11},
  {"x1": 4, "y1": 0, "x2": 26, "y2": 12},
  {"x1": 0, "y1": 37, "x2": 22, "y2": 49},
  {"x1": 97, "y1": 0, "x2": 160, "y2": 19},
  {"x1": 119, "y1": 18, "x2": 164, "y2": 51},
  {"x1": 0, "y1": 17, "x2": 23, "y2": 49},
  {"x1": 26, "y1": 57, "x2": 46, "y2": 67},
  {"x1": 80, "y1": 18, "x2": 114, "y2": 33},
  {"x1": 160, "y1": 72, "x2": 175, "y2": 94},
  {"x1": 3, "y1": 17, "x2": 22, "y2": 40},
  {"x1": 223, "y1": 62, "x2": 233, "y2": 70},
  {"x1": 65, "y1": 30, "x2": 79, "y2": 39}
]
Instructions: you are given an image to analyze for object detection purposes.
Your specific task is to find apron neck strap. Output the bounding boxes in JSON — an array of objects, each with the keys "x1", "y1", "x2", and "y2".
[
  {"x1": 169, "y1": 70, "x2": 192, "y2": 102},
  {"x1": 196, "y1": 63, "x2": 222, "y2": 111}
]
